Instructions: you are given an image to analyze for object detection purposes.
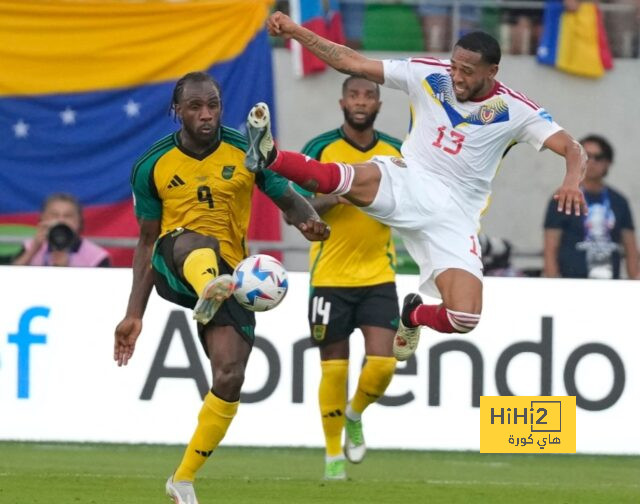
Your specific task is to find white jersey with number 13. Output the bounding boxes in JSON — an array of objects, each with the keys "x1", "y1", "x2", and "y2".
[{"x1": 382, "y1": 57, "x2": 562, "y2": 222}]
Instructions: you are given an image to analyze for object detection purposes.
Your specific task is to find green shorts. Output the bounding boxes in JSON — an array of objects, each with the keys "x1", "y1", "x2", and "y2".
[{"x1": 151, "y1": 229, "x2": 256, "y2": 349}]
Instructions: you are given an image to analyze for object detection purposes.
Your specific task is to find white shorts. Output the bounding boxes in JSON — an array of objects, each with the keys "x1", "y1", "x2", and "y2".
[{"x1": 363, "y1": 156, "x2": 484, "y2": 299}]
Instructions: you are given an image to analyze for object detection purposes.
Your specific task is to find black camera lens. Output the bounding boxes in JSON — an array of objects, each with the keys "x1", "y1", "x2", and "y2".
[{"x1": 47, "y1": 223, "x2": 77, "y2": 251}]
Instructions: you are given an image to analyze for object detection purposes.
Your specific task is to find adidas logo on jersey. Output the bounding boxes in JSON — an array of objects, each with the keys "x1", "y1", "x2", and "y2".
[{"x1": 167, "y1": 174, "x2": 185, "y2": 188}]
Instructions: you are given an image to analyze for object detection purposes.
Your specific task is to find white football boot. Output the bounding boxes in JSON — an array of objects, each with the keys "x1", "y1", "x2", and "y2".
[
  {"x1": 393, "y1": 293, "x2": 423, "y2": 361},
  {"x1": 192, "y1": 274, "x2": 235, "y2": 325},
  {"x1": 245, "y1": 102, "x2": 276, "y2": 173},
  {"x1": 166, "y1": 476, "x2": 199, "y2": 504}
]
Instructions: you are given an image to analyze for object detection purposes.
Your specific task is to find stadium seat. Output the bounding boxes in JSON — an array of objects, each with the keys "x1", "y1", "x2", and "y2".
[
  {"x1": 362, "y1": 4, "x2": 424, "y2": 51},
  {"x1": 0, "y1": 223, "x2": 36, "y2": 264}
]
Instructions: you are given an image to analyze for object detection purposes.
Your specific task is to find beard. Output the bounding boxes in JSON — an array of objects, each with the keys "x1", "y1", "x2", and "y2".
[
  {"x1": 182, "y1": 122, "x2": 219, "y2": 147},
  {"x1": 343, "y1": 108, "x2": 379, "y2": 132},
  {"x1": 454, "y1": 80, "x2": 488, "y2": 102}
]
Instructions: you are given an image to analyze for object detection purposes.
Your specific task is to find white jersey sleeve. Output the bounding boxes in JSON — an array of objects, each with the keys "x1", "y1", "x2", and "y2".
[
  {"x1": 515, "y1": 106, "x2": 563, "y2": 151},
  {"x1": 382, "y1": 59, "x2": 412, "y2": 93}
]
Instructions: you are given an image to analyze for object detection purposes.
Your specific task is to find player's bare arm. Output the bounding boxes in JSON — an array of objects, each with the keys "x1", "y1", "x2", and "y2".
[
  {"x1": 273, "y1": 185, "x2": 330, "y2": 241},
  {"x1": 114, "y1": 217, "x2": 160, "y2": 366},
  {"x1": 267, "y1": 11, "x2": 384, "y2": 83},
  {"x1": 306, "y1": 195, "x2": 354, "y2": 216},
  {"x1": 543, "y1": 130, "x2": 588, "y2": 216},
  {"x1": 543, "y1": 229, "x2": 562, "y2": 278},
  {"x1": 621, "y1": 229, "x2": 640, "y2": 279}
]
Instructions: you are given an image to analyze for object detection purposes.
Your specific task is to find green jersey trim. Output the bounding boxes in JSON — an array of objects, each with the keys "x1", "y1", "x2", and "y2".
[
  {"x1": 301, "y1": 129, "x2": 342, "y2": 160},
  {"x1": 378, "y1": 131, "x2": 403, "y2": 152},
  {"x1": 256, "y1": 170, "x2": 289, "y2": 200},
  {"x1": 131, "y1": 133, "x2": 177, "y2": 220},
  {"x1": 221, "y1": 126, "x2": 248, "y2": 152}
]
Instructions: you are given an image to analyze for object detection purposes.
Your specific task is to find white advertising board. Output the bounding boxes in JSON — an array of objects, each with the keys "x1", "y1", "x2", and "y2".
[{"x1": 0, "y1": 266, "x2": 637, "y2": 453}]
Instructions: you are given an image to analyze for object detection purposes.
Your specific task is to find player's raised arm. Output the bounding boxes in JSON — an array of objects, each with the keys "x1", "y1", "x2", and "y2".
[
  {"x1": 543, "y1": 130, "x2": 588, "y2": 216},
  {"x1": 267, "y1": 11, "x2": 384, "y2": 83}
]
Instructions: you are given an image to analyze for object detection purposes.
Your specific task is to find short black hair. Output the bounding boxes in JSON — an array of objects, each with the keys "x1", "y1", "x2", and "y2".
[
  {"x1": 455, "y1": 31, "x2": 501, "y2": 65},
  {"x1": 342, "y1": 75, "x2": 380, "y2": 98},
  {"x1": 170, "y1": 72, "x2": 221, "y2": 114},
  {"x1": 580, "y1": 134, "x2": 614, "y2": 163},
  {"x1": 42, "y1": 193, "x2": 84, "y2": 231}
]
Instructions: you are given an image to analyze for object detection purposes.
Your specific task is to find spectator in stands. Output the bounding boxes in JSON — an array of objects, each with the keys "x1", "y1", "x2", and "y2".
[
  {"x1": 417, "y1": 1, "x2": 480, "y2": 52},
  {"x1": 602, "y1": 0, "x2": 640, "y2": 58},
  {"x1": 543, "y1": 135, "x2": 639, "y2": 279},
  {"x1": 504, "y1": 0, "x2": 545, "y2": 55},
  {"x1": 12, "y1": 193, "x2": 111, "y2": 267}
]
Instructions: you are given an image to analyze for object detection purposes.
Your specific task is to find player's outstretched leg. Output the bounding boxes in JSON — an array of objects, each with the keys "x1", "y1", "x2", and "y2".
[
  {"x1": 245, "y1": 102, "x2": 277, "y2": 173},
  {"x1": 166, "y1": 475, "x2": 199, "y2": 504},
  {"x1": 245, "y1": 103, "x2": 356, "y2": 196},
  {"x1": 393, "y1": 293, "x2": 423, "y2": 361},
  {"x1": 192, "y1": 274, "x2": 235, "y2": 325}
]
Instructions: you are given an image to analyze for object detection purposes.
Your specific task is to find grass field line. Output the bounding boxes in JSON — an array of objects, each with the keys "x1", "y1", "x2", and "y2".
[{"x1": 0, "y1": 472, "x2": 637, "y2": 490}]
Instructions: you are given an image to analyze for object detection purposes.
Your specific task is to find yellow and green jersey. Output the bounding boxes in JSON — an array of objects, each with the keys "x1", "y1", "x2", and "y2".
[
  {"x1": 301, "y1": 127, "x2": 402, "y2": 287},
  {"x1": 131, "y1": 126, "x2": 288, "y2": 268}
]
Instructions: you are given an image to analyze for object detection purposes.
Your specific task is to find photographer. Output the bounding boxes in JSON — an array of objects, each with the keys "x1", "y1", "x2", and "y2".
[{"x1": 12, "y1": 193, "x2": 111, "y2": 267}]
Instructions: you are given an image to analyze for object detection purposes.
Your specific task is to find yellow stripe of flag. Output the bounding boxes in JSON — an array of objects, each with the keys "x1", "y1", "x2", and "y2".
[
  {"x1": 0, "y1": 0, "x2": 273, "y2": 96},
  {"x1": 556, "y1": 3, "x2": 604, "y2": 78}
]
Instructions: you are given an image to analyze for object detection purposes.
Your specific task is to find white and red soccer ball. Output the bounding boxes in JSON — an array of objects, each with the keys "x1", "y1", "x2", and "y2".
[{"x1": 232, "y1": 254, "x2": 288, "y2": 312}]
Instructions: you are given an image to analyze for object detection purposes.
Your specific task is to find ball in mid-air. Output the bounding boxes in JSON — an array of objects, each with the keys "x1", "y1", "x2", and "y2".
[{"x1": 232, "y1": 254, "x2": 288, "y2": 312}]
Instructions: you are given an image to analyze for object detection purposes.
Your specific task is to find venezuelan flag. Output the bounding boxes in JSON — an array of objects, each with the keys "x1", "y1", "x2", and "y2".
[
  {"x1": 0, "y1": 0, "x2": 277, "y2": 266},
  {"x1": 289, "y1": 0, "x2": 344, "y2": 77},
  {"x1": 536, "y1": 1, "x2": 613, "y2": 78}
]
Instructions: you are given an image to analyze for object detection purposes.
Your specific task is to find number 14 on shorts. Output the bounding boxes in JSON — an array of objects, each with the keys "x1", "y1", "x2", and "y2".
[{"x1": 311, "y1": 296, "x2": 332, "y2": 325}]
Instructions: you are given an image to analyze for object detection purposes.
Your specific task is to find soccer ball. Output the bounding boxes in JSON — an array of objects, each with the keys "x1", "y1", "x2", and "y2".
[{"x1": 232, "y1": 254, "x2": 289, "y2": 312}]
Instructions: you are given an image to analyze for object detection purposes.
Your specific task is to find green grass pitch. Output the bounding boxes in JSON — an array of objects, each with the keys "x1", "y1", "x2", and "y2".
[{"x1": 0, "y1": 442, "x2": 638, "y2": 503}]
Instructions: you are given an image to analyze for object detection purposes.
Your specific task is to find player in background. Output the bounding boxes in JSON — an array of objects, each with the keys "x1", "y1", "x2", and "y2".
[
  {"x1": 113, "y1": 72, "x2": 329, "y2": 504},
  {"x1": 297, "y1": 76, "x2": 402, "y2": 479},
  {"x1": 246, "y1": 13, "x2": 587, "y2": 362}
]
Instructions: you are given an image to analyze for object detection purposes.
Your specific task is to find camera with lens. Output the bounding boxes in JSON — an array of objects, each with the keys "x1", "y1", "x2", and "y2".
[{"x1": 47, "y1": 223, "x2": 78, "y2": 252}]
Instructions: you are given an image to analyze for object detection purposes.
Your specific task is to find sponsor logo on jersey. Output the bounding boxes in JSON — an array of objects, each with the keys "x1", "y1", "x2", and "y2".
[
  {"x1": 390, "y1": 157, "x2": 407, "y2": 168},
  {"x1": 222, "y1": 165, "x2": 235, "y2": 180}
]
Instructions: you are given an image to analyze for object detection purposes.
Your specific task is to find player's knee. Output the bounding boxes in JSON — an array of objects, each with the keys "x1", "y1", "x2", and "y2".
[
  {"x1": 348, "y1": 162, "x2": 381, "y2": 207},
  {"x1": 213, "y1": 363, "x2": 245, "y2": 395},
  {"x1": 446, "y1": 308, "x2": 481, "y2": 334}
]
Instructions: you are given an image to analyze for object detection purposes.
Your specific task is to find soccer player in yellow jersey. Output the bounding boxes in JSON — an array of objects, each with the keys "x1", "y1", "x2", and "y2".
[
  {"x1": 113, "y1": 72, "x2": 329, "y2": 504},
  {"x1": 298, "y1": 77, "x2": 402, "y2": 480}
]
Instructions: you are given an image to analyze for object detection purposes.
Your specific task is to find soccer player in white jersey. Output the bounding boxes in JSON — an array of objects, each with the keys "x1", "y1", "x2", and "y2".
[{"x1": 246, "y1": 11, "x2": 587, "y2": 361}]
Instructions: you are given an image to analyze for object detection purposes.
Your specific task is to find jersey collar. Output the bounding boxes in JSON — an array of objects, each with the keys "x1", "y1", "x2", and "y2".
[
  {"x1": 339, "y1": 126, "x2": 379, "y2": 153},
  {"x1": 469, "y1": 80, "x2": 500, "y2": 103},
  {"x1": 175, "y1": 128, "x2": 222, "y2": 161}
]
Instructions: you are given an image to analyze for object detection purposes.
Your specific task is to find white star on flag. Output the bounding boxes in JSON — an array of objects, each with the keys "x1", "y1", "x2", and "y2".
[
  {"x1": 60, "y1": 107, "x2": 77, "y2": 125},
  {"x1": 13, "y1": 119, "x2": 29, "y2": 138},
  {"x1": 124, "y1": 99, "x2": 141, "y2": 118}
]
